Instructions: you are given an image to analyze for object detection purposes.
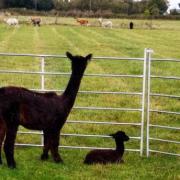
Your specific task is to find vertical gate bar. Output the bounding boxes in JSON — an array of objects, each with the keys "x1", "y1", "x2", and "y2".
[
  {"x1": 140, "y1": 49, "x2": 148, "y2": 156},
  {"x1": 146, "y1": 49, "x2": 153, "y2": 157},
  {"x1": 40, "y1": 57, "x2": 45, "y2": 146},
  {"x1": 41, "y1": 57, "x2": 45, "y2": 91}
]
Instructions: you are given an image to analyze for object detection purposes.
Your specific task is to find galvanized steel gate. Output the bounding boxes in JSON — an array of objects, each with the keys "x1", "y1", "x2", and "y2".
[
  {"x1": 0, "y1": 49, "x2": 179, "y2": 157},
  {"x1": 145, "y1": 51, "x2": 180, "y2": 157}
]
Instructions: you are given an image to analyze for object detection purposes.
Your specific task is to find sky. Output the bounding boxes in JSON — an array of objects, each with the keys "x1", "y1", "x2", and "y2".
[
  {"x1": 134, "y1": 0, "x2": 180, "y2": 12},
  {"x1": 168, "y1": 0, "x2": 180, "y2": 9},
  {"x1": 167, "y1": 0, "x2": 180, "y2": 13}
]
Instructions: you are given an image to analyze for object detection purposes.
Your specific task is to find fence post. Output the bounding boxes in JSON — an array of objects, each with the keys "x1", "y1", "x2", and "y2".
[
  {"x1": 144, "y1": 48, "x2": 153, "y2": 157},
  {"x1": 40, "y1": 57, "x2": 45, "y2": 146},
  {"x1": 140, "y1": 49, "x2": 147, "y2": 156}
]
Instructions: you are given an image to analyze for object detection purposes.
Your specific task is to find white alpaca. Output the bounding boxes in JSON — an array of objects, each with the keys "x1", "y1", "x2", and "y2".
[
  {"x1": 5, "y1": 18, "x2": 19, "y2": 26},
  {"x1": 98, "y1": 18, "x2": 112, "y2": 29}
]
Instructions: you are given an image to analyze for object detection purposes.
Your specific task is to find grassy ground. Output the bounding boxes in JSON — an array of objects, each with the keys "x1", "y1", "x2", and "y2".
[
  {"x1": 0, "y1": 18, "x2": 179, "y2": 179},
  {"x1": 0, "y1": 148, "x2": 179, "y2": 180}
]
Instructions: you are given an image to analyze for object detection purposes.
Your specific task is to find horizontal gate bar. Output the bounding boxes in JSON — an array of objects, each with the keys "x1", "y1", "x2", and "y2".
[
  {"x1": 17, "y1": 131, "x2": 42, "y2": 135},
  {"x1": 149, "y1": 149, "x2": 180, "y2": 157},
  {"x1": 151, "y1": 75, "x2": 180, "y2": 80},
  {"x1": 2, "y1": 53, "x2": 180, "y2": 62},
  {"x1": 17, "y1": 131, "x2": 140, "y2": 140},
  {"x1": 32, "y1": 89, "x2": 143, "y2": 96},
  {"x1": 14, "y1": 143, "x2": 140, "y2": 152},
  {"x1": 93, "y1": 57, "x2": 144, "y2": 61},
  {"x1": 150, "y1": 109, "x2": 180, "y2": 115},
  {"x1": 77, "y1": 90, "x2": 142, "y2": 95},
  {"x1": 0, "y1": 70, "x2": 143, "y2": 78},
  {"x1": 15, "y1": 143, "x2": 42, "y2": 147},
  {"x1": 149, "y1": 124, "x2": 180, "y2": 130},
  {"x1": 0, "y1": 53, "x2": 66, "y2": 58},
  {"x1": 73, "y1": 106, "x2": 142, "y2": 111},
  {"x1": 67, "y1": 120, "x2": 141, "y2": 126},
  {"x1": 150, "y1": 93, "x2": 180, "y2": 99},
  {"x1": 149, "y1": 137, "x2": 180, "y2": 144},
  {"x1": 59, "y1": 146, "x2": 140, "y2": 152},
  {"x1": 152, "y1": 58, "x2": 180, "y2": 62},
  {"x1": 0, "y1": 53, "x2": 144, "y2": 61},
  {"x1": 61, "y1": 134, "x2": 141, "y2": 139}
]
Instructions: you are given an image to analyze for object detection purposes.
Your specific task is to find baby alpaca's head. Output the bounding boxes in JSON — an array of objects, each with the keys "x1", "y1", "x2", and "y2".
[{"x1": 110, "y1": 131, "x2": 129, "y2": 142}]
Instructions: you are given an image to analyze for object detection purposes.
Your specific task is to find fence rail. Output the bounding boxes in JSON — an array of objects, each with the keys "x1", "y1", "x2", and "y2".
[{"x1": 0, "y1": 49, "x2": 179, "y2": 157}]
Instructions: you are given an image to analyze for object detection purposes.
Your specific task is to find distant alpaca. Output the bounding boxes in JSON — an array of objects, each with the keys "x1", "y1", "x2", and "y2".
[
  {"x1": 76, "y1": 18, "x2": 89, "y2": 26},
  {"x1": 129, "y1": 22, "x2": 134, "y2": 29},
  {"x1": 84, "y1": 131, "x2": 129, "y2": 164},
  {"x1": 0, "y1": 52, "x2": 92, "y2": 168},
  {"x1": 4, "y1": 18, "x2": 19, "y2": 26},
  {"x1": 31, "y1": 17, "x2": 41, "y2": 26},
  {"x1": 98, "y1": 18, "x2": 112, "y2": 29}
]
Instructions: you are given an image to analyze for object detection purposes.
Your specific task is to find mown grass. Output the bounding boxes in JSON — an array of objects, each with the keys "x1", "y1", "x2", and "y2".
[
  {"x1": 0, "y1": 18, "x2": 179, "y2": 179},
  {"x1": 0, "y1": 148, "x2": 179, "y2": 180}
]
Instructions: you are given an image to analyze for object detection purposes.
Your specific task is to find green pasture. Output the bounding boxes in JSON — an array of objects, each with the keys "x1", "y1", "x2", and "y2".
[{"x1": 0, "y1": 18, "x2": 179, "y2": 179}]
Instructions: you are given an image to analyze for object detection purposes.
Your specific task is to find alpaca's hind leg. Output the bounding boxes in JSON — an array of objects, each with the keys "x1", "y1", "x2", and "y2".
[
  {"x1": 4, "y1": 126, "x2": 18, "y2": 168},
  {"x1": 41, "y1": 131, "x2": 50, "y2": 160},
  {"x1": 0, "y1": 119, "x2": 6, "y2": 165},
  {"x1": 50, "y1": 132, "x2": 63, "y2": 163}
]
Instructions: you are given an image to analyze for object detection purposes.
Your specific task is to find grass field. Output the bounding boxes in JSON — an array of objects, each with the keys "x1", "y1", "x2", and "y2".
[{"x1": 0, "y1": 17, "x2": 179, "y2": 179}]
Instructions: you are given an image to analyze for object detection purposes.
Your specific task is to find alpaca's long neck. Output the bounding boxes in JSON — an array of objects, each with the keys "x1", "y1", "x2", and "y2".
[
  {"x1": 115, "y1": 140, "x2": 125, "y2": 154},
  {"x1": 63, "y1": 69, "x2": 85, "y2": 109}
]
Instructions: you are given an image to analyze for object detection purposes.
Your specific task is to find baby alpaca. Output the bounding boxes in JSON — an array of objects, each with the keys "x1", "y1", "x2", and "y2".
[{"x1": 84, "y1": 131, "x2": 129, "y2": 164}]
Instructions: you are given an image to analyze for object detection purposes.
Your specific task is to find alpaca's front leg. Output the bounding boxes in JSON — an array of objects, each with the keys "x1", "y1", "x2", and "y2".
[
  {"x1": 4, "y1": 126, "x2": 18, "y2": 168},
  {"x1": 50, "y1": 132, "x2": 63, "y2": 163}
]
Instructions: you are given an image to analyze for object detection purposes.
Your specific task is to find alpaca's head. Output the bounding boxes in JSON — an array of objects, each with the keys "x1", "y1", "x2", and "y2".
[
  {"x1": 66, "y1": 52, "x2": 92, "y2": 73},
  {"x1": 110, "y1": 131, "x2": 129, "y2": 142}
]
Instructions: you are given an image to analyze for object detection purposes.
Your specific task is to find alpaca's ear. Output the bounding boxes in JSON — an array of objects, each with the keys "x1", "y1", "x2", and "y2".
[
  {"x1": 66, "y1": 52, "x2": 73, "y2": 60},
  {"x1": 86, "y1": 54, "x2": 92, "y2": 61}
]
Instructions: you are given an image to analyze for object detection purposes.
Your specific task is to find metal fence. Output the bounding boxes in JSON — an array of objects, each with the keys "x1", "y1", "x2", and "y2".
[
  {"x1": 0, "y1": 49, "x2": 179, "y2": 157},
  {"x1": 146, "y1": 53, "x2": 180, "y2": 157}
]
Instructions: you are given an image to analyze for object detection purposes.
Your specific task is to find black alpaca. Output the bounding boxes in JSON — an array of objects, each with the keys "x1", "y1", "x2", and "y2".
[
  {"x1": 84, "y1": 131, "x2": 129, "y2": 164},
  {"x1": 129, "y1": 22, "x2": 134, "y2": 29},
  {"x1": 0, "y1": 52, "x2": 92, "y2": 168}
]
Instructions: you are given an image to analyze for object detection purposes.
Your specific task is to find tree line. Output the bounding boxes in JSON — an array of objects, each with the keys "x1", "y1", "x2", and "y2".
[{"x1": 0, "y1": 0, "x2": 173, "y2": 16}]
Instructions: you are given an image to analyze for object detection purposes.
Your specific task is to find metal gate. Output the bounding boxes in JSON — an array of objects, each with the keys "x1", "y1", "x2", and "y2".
[
  {"x1": 0, "y1": 49, "x2": 179, "y2": 157},
  {"x1": 146, "y1": 52, "x2": 180, "y2": 157}
]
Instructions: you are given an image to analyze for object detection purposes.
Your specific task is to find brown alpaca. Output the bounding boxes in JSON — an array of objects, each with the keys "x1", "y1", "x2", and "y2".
[
  {"x1": 0, "y1": 52, "x2": 92, "y2": 168},
  {"x1": 76, "y1": 18, "x2": 88, "y2": 26},
  {"x1": 31, "y1": 17, "x2": 41, "y2": 26}
]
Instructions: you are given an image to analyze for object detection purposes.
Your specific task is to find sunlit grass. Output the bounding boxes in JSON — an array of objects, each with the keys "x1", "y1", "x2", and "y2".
[
  {"x1": 0, "y1": 148, "x2": 179, "y2": 180},
  {"x1": 0, "y1": 19, "x2": 179, "y2": 179}
]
